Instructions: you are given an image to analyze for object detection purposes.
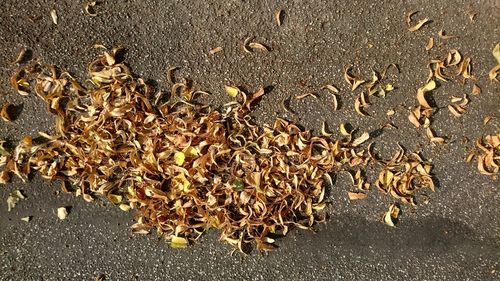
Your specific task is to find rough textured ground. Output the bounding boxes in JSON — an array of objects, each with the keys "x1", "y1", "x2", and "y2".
[{"x1": 0, "y1": 0, "x2": 499, "y2": 280}]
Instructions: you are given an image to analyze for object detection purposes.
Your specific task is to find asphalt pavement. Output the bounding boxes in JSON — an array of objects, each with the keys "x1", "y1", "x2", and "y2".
[{"x1": 0, "y1": 0, "x2": 499, "y2": 280}]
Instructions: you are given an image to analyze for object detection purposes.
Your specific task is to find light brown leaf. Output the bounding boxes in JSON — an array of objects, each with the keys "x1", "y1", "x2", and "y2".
[
  {"x1": 50, "y1": 9, "x2": 58, "y2": 25},
  {"x1": 348, "y1": 191, "x2": 368, "y2": 200},
  {"x1": 472, "y1": 84, "x2": 481, "y2": 95},
  {"x1": 275, "y1": 10, "x2": 284, "y2": 26},
  {"x1": 209, "y1": 47, "x2": 223, "y2": 55},
  {"x1": 408, "y1": 18, "x2": 430, "y2": 32},
  {"x1": 425, "y1": 38, "x2": 434, "y2": 51},
  {"x1": 352, "y1": 132, "x2": 370, "y2": 147}
]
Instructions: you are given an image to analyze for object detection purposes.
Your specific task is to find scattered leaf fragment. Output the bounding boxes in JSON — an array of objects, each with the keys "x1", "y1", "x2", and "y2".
[
  {"x1": 21, "y1": 216, "x2": 32, "y2": 222},
  {"x1": 408, "y1": 18, "x2": 430, "y2": 32},
  {"x1": 12, "y1": 48, "x2": 27, "y2": 64},
  {"x1": 352, "y1": 132, "x2": 370, "y2": 147},
  {"x1": 348, "y1": 191, "x2": 367, "y2": 200},
  {"x1": 448, "y1": 104, "x2": 465, "y2": 117},
  {"x1": 1, "y1": 103, "x2": 12, "y2": 122},
  {"x1": 383, "y1": 204, "x2": 400, "y2": 227},
  {"x1": 275, "y1": 9, "x2": 284, "y2": 26},
  {"x1": 57, "y1": 207, "x2": 68, "y2": 220},
  {"x1": 344, "y1": 67, "x2": 365, "y2": 91},
  {"x1": 321, "y1": 84, "x2": 339, "y2": 93},
  {"x1": 425, "y1": 37, "x2": 434, "y2": 51},
  {"x1": 416, "y1": 80, "x2": 436, "y2": 108},
  {"x1": 50, "y1": 9, "x2": 58, "y2": 25},
  {"x1": 7, "y1": 190, "x2": 25, "y2": 212},
  {"x1": 472, "y1": 84, "x2": 481, "y2": 95},
  {"x1": 489, "y1": 65, "x2": 500, "y2": 82},
  {"x1": 295, "y1": 92, "x2": 317, "y2": 100},
  {"x1": 493, "y1": 43, "x2": 500, "y2": 64},
  {"x1": 209, "y1": 47, "x2": 223, "y2": 55},
  {"x1": 84, "y1": 1, "x2": 98, "y2": 16},
  {"x1": 483, "y1": 116, "x2": 493, "y2": 125},
  {"x1": 248, "y1": 42, "x2": 270, "y2": 52}
]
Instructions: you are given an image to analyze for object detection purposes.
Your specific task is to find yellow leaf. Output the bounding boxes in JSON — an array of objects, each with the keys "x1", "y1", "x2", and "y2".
[
  {"x1": 419, "y1": 80, "x2": 436, "y2": 93},
  {"x1": 119, "y1": 204, "x2": 131, "y2": 212},
  {"x1": 174, "y1": 151, "x2": 185, "y2": 166},
  {"x1": 171, "y1": 235, "x2": 188, "y2": 248},
  {"x1": 224, "y1": 85, "x2": 239, "y2": 97},
  {"x1": 57, "y1": 207, "x2": 68, "y2": 220},
  {"x1": 183, "y1": 146, "x2": 199, "y2": 157},
  {"x1": 174, "y1": 173, "x2": 191, "y2": 192},
  {"x1": 493, "y1": 43, "x2": 500, "y2": 65},
  {"x1": 108, "y1": 194, "x2": 122, "y2": 204},
  {"x1": 383, "y1": 170, "x2": 394, "y2": 185}
]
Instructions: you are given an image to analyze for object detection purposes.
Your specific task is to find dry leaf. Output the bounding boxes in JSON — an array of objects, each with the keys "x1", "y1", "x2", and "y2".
[
  {"x1": 352, "y1": 132, "x2": 369, "y2": 147},
  {"x1": 21, "y1": 216, "x2": 31, "y2": 222},
  {"x1": 171, "y1": 235, "x2": 188, "y2": 248},
  {"x1": 344, "y1": 67, "x2": 365, "y2": 91},
  {"x1": 354, "y1": 95, "x2": 367, "y2": 116},
  {"x1": 243, "y1": 37, "x2": 253, "y2": 53},
  {"x1": 84, "y1": 1, "x2": 97, "y2": 16},
  {"x1": 1, "y1": 103, "x2": 12, "y2": 122},
  {"x1": 108, "y1": 194, "x2": 122, "y2": 204},
  {"x1": 347, "y1": 191, "x2": 368, "y2": 200},
  {"x1": 489, "y1": 65, "x2": 500, "y2": 82},
  {"x1": 12, "y1": 48, "x2": 27, "y2": 64},
  {"x1": 408, "y1": 110, "x2": 420, "y2": 128},
  {"x1": 405, "y1": 11, "x2": 419, "y2": 27},
  {"x1": 275, "y1": 10, "x2": 283, "y2": 26},
  {"x1": 483, "y1": 116, "x2": 493, "y2": 125},
  {"x1": 321, "y1": 84, "x2": 339, "y2": 93},
  {"x1": 425, "y1": 38, "x2": 434, "y2": 51},
  {"x1": 7, "y1": 190, "x2": 25, "y2": 211},
  {"x1": 174, "y1": 151, "x2": 186, "y2": 166},
  {"x1": 493, "y1": 43, "x2": 500, "y2": 64},
  {"x1": 383, "y1": 204, "x2": 400, "y2": 227},
  {"x1": 339, "y1": 123, "x2": 351, "y2": 136},
  {"x1": 224, "y1": 85, "x2": 240, "y2": 98},
  {"x1": 332, "y1": 94, "x2": 338, "y2": 111},
  {"x1": 295, "y1": 92, "x2": 317, "y2": 100},
  {"x1": 321, "y1": 122, "x2": 332, "y2": 137},
  {"x1": 167, "y1": 66, "x2": 179, "y2": 84},
  {"x1": 50, "y1": 9, "x2": 58, "y2": 25},
  {"x1": 348, "y1": 191, "x2": 367, "y2": 200},
  {"x1": 416, "y1": 80, "x2": 436, "y2": 108},
  {"x1": 209, "y1": 47, "x2": 223, "y2": 55},
  {"x1": 446, "y1": 49, "x2": 462, "y2": 66},
  {"x1": 248, "y1": 42, "x2": 270, "y2": 52},
  {"x1": 119, "y1": 204, "x2": 131, "y2": 211},
  {"x1": 448, "y1": 104, "x2": 465, "y2": 117},
  {"x1": 472, "y1": 84, "x2": 481, "y2": 95},
  {"x1": 57, "y1": 207, "x2": 68, "y2": 220},
  {"x1": 408, "y1": 18, "x2": 430, "y2": 32}
]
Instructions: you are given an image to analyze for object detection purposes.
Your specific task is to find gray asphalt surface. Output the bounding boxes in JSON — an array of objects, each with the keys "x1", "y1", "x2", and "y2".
[{"x1": 0, "y1": 0, "x2": 499, "y2": 280}]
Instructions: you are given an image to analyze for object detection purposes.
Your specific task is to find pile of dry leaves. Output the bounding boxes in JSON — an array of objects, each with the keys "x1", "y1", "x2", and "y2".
[{"x1": 1, "y1": 49, "x2": 437, "y2": 252}]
